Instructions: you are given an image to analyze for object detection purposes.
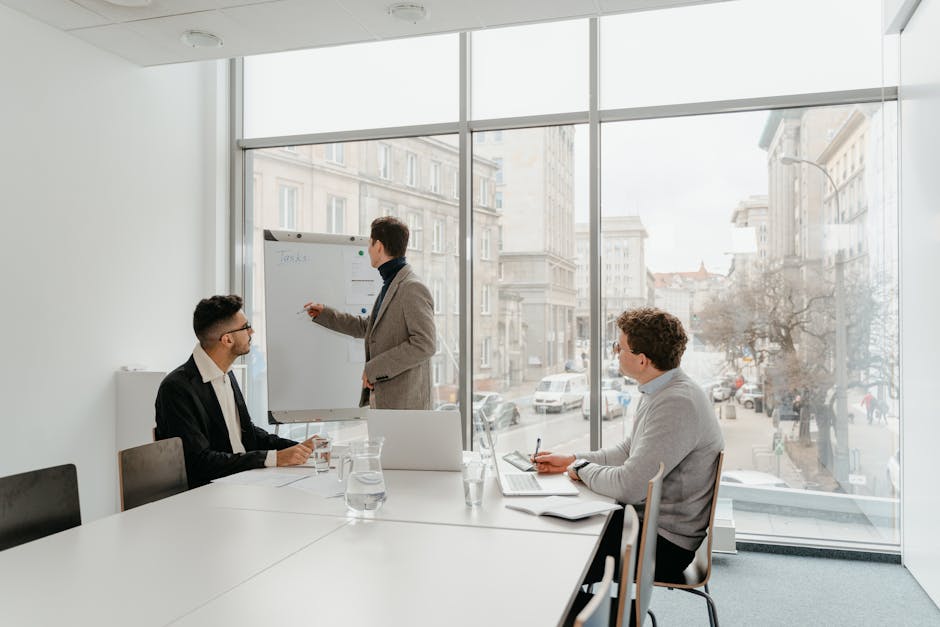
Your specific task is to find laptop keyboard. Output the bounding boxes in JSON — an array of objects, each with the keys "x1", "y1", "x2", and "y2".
[{"x1": 505, "y1": 473, "x2": 541, "y2": 491}]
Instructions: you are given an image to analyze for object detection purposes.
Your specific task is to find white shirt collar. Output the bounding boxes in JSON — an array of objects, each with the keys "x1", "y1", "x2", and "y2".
[{"x1": 192, "y1": 343, "x2": 228, "y2": 384}]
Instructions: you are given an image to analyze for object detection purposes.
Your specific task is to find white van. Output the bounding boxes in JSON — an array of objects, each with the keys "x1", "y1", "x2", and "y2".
[{"x1": 533, "y1": 373, "x2": 588, "y2": 413}]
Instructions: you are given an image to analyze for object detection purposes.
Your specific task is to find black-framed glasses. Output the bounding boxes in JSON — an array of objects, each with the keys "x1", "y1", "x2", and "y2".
[{"x1": 219, "y1": 322, "x2": 252, "y2": 341}]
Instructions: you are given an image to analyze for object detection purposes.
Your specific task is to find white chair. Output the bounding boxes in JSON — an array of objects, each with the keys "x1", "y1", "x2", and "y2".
[
  {"x1": 653, "y1": 452, "x2": 725, "y2": 627},
  {"x1": 633, "y1": 463, "x2": 664, "y2": 627},
  {"x1": 575, "y1": 556, "x2": 616, "y2": 627}
]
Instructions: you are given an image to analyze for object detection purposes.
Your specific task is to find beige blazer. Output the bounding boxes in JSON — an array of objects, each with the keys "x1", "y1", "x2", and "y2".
[{"x1": 314, "y1": 263, "x2": 436, "y2": 409}]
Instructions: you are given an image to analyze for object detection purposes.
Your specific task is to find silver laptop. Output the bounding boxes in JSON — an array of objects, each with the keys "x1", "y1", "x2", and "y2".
[
  {"x1": 481, "y1": 418, "x2": 579, "y2": 496},
  {"x1": 366, "y1": 409, "x2": 463, "y2": 471}
]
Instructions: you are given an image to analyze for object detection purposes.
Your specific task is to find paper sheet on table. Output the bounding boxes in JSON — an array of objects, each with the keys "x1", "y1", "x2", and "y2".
[
  {"x1": 212, "y1": 469, "x2": 311, "y2": 487},
  {"x1": 287, "y1": 473, "x2": 346, "y2": 498}
]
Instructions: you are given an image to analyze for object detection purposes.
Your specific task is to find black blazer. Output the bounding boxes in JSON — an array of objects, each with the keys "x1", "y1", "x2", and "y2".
[{"x1": 154, "y1": 355, "x2": 296, "y2": 488}]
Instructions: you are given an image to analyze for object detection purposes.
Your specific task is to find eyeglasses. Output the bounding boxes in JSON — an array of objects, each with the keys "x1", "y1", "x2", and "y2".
[
  {"x1": 612, "y1": 341, "x2": 636, "y2": 356},
  {"x1": 219, "y1": 322, "x2": 252, "y2": 341}
]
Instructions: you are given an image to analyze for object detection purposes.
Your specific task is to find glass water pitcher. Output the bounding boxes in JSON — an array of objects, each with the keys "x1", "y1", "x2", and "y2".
[{"x1": 338, "y1": 438, "x2": 387, "y2": 514}]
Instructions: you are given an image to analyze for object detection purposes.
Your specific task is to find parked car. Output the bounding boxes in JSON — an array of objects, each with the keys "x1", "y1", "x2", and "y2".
[
  {"x1": 735, "y1": 383, "x2": 764, "y2": 409},
  {"x1": 702, "y1": 380, "x2": 732, "y2": 402},
  {"x1": 472, "y1": 392, "x2": 520, "y2": 430},
  {"x1": 581, "y1": 378, "x2": 626, "y2": 421},
  {"x1": 887, "y1": 449, "x2": 900, "y2": 495},
  {"x1": 720, "y1": 470, "x2": 788, "y2": 488},
  {"x1": 533, "y1": 373, "x2": 588, "y2": 413}
]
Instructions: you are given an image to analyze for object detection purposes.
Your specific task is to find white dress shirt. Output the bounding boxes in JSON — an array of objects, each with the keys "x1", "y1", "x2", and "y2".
[{"x1": 192, "y1": 344, "x2": 276, "y2": 467}]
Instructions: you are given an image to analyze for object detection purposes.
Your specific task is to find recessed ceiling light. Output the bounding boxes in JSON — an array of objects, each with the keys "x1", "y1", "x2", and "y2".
[
  {"x1": 104, "y1": 0, "x2": 153, "y2": 6},
  {"x1": 180, "y1": 30, "x2": 224, "y2": 49},
  {"x1": 388, "y1": 3, "x2": 427, "y2": 24}
]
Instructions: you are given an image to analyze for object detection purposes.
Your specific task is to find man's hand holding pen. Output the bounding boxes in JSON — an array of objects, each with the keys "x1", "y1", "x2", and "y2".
[{"x1": 531, "y1": 450, "x2": 577, "y2": 475}]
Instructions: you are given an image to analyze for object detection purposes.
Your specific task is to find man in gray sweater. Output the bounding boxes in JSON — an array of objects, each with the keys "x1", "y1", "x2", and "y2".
[{"x1": 534, "y1": 307, "x2": 724, "y2": 582}]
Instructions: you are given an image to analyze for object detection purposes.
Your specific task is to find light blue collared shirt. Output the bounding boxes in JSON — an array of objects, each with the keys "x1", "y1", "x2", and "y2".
[{"x1": 638, "y1": 368, "x2": 678, "y2": 396}]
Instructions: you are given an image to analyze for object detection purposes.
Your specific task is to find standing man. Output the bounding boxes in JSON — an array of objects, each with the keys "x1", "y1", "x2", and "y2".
[
  {"x1": 156, "y1": 295, "x2": 315, "y2": 488},
  {"x1": 304, "y1": 216, "x2": 436, "y2": 410},
  {"x1": 534, "y1": 307, "x2": 724, "y2": 583}
]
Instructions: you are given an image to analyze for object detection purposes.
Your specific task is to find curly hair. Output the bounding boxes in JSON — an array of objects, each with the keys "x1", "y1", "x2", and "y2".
[
  {"x1": 617, "y1": 307, "x2": 687, "y2": 371},
  {"x1": 193, "y1": 294, "x2": 243, "y2": 345}
]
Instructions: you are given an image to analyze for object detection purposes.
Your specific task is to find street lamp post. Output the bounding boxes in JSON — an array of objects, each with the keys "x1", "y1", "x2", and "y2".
[{"x1": 780, "y1": 155, "x2": 849, "y2": 484}]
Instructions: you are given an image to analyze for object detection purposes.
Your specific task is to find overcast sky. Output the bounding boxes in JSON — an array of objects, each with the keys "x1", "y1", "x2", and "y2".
[{"x1": 244, "y1": 0, "x2": 891, "y2": 275}]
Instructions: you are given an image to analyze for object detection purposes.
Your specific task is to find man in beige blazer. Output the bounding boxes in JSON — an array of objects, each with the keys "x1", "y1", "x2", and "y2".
[{"x1": 304, "y1": 216, "x2": 436, "y2": 409}]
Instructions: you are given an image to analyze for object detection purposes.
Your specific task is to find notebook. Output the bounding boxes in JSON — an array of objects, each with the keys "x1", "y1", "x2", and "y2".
[
  {"x1": 505, "y1": 496, "x2": 621, "y2": 520},
  {"x1": 366, "y1": 409, "x2": 463, "y2": 471},
  {"x1": 480, "y1": 418, "x2": 579, "y2": 496}
]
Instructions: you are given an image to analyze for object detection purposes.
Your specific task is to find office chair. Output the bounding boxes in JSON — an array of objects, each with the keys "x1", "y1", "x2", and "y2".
[
  {"x1": 574, "y1": 556, "x2": 616, "y2": 627},
  {"x1": 0, "y1": 464, "x2": 81, "y2": 551},
  {"x1": 118, "y1": 437, "x2": 188, "y2": 511},
  {"x1": 633, "y1": 463, "x2": 664, "y2": 627},
  {"x1": 613, "y1": 505, "x2": 640, "y2": 627},
  {"x1": 653, "y1": 451, "x2": 725, "y2": 627}
]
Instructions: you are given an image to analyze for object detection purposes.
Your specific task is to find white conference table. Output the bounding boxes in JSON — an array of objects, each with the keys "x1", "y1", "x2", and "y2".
[{"x1": 0, "y1": 463, "x2": 622, "y2": 627}]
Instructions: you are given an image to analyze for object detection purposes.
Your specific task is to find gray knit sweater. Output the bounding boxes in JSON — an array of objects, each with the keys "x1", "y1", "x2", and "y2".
[{"x1": 576, "y1": 368, "x2": 724, "y2": 551}]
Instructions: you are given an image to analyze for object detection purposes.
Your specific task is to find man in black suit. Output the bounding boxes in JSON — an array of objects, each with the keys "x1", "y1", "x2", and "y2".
[{"x1": 155, "y1": 295, "x2": 315, "y2": 488}]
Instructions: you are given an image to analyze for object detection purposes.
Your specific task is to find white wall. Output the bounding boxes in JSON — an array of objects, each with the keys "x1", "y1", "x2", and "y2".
[
  {"x1": 900, "y1": 0, "x2": 940, "y2": 608},
  {"x1": 0, "y1": 5, "x2": 228, "y2": 521}
]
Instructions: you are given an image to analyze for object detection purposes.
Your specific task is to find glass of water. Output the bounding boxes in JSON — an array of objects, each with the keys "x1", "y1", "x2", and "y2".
[
  {"x1": 312, "y1": 437, "x2": 331, "y2": 473},
  {"x1": 462, "y1": 460, "x2": 485, "y2": 507}
]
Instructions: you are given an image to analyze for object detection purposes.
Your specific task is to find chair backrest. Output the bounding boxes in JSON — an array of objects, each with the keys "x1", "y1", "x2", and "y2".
[
  {"x1": 119, "y1": 437, "x2": 188, "y2": 511},
  {"x1": 634, "y1": 463, "x2": 665, "y2": 627},
  {"x1": 615, "y1": 505, "x2": 640, "y2": 627},
  {"x1": 575, "y1": 555, "x2": 616, "y2": 627},
  {"x1": 679, "y1": 451, "x2": 725, "y2": 587},
  {"x1": 0, "y1": 464, "x2": 81, "y2": 551}
]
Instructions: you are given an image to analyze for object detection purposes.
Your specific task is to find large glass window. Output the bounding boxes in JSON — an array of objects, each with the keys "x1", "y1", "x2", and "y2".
[
  {"x1": 241, "y1": 4, "x2": 899, "y2": 551},
  {"x1": 601, "y1": 102, "x2": 899, "y2": 547},
  {"x1": 246, "y1": 135, "x2": 461, "y2": 444},
  {"x1": 601, "y1": 0, "x2": 896, "y2": 109},
  {"x1": 244, "y1": 35, "x2": 458, "y2": 137},
  {"x1": 472, "y1": 20, "x2": 588, "y2": 119},
  {"x1": 471, "y1": 125, "x2": 590, "y2": 454}
]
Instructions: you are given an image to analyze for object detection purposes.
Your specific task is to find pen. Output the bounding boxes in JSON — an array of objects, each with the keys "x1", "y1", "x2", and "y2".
[{"x1": 533, "y1": 437, "x2": 541, "y2": 460}]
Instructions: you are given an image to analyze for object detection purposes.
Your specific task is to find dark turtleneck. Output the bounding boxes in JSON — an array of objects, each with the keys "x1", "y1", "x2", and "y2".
[{"x1": 371, "y1": 257, "x2": 407, "y2": 322}]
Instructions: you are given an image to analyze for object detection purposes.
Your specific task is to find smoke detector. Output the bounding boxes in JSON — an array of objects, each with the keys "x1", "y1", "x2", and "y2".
[
  {"x1": 388, "y1": 3, "x2": 427, "y2": 24},
  {"x1": 180, "y1": 30, "x2": 224, "y2": 49}
]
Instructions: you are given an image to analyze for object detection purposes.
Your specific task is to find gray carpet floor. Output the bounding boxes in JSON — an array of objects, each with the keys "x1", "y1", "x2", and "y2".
[{"x1": 646, "y1": 550, "x2": 940, "y2": 626}]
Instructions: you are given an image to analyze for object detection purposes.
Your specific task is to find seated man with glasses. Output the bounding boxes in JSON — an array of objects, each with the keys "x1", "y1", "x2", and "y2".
[
  {"x1": 156, "y1": 294, "x2": 316, "y2": 488},
  {"x1": 534, "y1": 307, "x2": 724, "y2": 583}
]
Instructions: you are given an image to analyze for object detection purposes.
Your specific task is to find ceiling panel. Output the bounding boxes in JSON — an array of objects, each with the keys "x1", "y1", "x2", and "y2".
[
  {"x1": 123, "y1": 9, "x2": 266, "y2": 61},
  {"x1": 0, "y1": 0, "x2": 716, "y2": 66},
  {"x1": 472, "y1": 0, "x2": 598, "y2": 28},
  {"x1": 72, "y1": 0, "x2": 227, "y2": 23},
  {"x1": 223, "y1": 0, "x2": 373, "y2": 53},
  {"x1": 1, "y1": 0, "x2": 108, "y2": 30},
  {"x1": 69, "y1": 22, "x2": 181, "y2": 65},
  {"x1": 336, "y1": 0, "x2": 482, "y2": 39}
]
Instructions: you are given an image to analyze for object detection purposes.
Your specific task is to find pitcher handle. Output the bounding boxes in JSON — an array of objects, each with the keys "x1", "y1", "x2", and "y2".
[{"x1": 337, "y1": 454, "x2": 352, "y2": 482}]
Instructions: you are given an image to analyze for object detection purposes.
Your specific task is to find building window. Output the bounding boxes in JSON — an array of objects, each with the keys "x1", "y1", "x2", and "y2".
[
  {"x1": 408, "y1": 213, "x2": 422, "y2": 250},
  {"x1": 495, "y1": 191, "x2": 503, "y2": 209},
  {"x1": 432, "y1": 219, "x2": 445, "y2": 253},
  {"x1": 378, "y1": 144, "x2": 391, "y2": 180},
  {"x1": 452, "y1": 170, "x2": 459, "y2": 199},
  {"x1": 493, "y1": 130, "x2": 503, "y2": 142},
  {"x1": 278, "y1": 185, "x2": 298, "y2": 229},
  {"x1": 432, "y1": 360, "x2": 442, "y2": 386},
  {"x1": 480, "y1": 178, "x2": 489, "y2": 207},
  {"x1": 327, "y1": 195, "x2": 345, "y2": 233},
  {"x1": 430, "y1": 161, "x2": 441, "y2": 194},
  {"x1": 432, "y1": 279, "x2": 443, "y2": 314},
  {"x1": 406, "y1": 152, "x2": 418, "y2": 187},
  {"x1": 325, "y1": 143, "x2": 345, "y2": 165},
  {"x1": 481, "y1": 229, "x2": 491, "y2": 260},
  {"x1": 481, "y1": 337, "x2": 491, "y2": 367},
  {"x1": 481, "y1": 284, "x2": 491, "y2": 314},
  {"x1": 475, "y1": 132, "x2": 486, "y2": 143},
  {"x1": 494, "y1": 158, "x2": 504, "y2": 184}
]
